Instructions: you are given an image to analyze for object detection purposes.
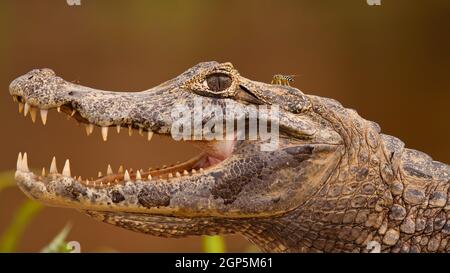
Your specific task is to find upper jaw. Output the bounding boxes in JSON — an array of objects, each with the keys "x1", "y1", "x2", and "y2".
[{"x1": 9, "y1": 68, "x2": 181, "y2": 135}]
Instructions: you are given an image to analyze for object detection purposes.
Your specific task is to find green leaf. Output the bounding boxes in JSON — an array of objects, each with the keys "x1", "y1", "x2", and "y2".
[
  {"x1": 0, "y1": 199, "x2": 43, "y2": 252},
  {"x1": 41, "y1": 223, "x2": 73, "y2": 253},
  {"x1": 0, "y1": 171, "x2": 15, "y2": 193},
  {"x1": 202, "y1": 235, "x2": 226, "y2": 253}
]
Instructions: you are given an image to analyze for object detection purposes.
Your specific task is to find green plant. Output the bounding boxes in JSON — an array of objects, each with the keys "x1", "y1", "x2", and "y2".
[{"x1": 202, "y1": 235, "x2": 226, "y2": 253}]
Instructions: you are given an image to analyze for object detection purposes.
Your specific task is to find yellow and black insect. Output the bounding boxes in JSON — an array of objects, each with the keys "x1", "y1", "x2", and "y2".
[{"x1": 271, "y1": 74, "x2": 296, "y2": 86}]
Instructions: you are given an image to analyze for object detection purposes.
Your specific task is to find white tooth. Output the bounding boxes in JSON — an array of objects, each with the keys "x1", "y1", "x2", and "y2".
[
  {"x1": 50, "y1": 157, "x2": 58, "y2": 173},
  {"x1": 138, "y1": 128, "x2": 143, "y2": 136},
  {"x1": 199, "y1": 168, "x2": 204, "y2": 172},
  {"x1": 57, "y1": 106, "x2": 61, "y2": 113},
  {"x1": 147, "y1": 174, "x2": 152, "y2": 180},
  {"x1": 62, "y1": 159, "x2": 71, "y2": 177},
  {"x1": 16, "y1": 152, "x2": 23, "y2": 171},
  {"x1": 86, "y1": 180, "x2": 90, "y2": 185},
  {"x1": 13, "y1": 96, "x2": 18, "y2": 102},
  {"x1": 176, "y1": 172, "x2": 181, "y2": 177},
  {"x1": 168, "y1": 173, "x2": 173, "y2": 178},
  {"x1": 100, "y1": 182, "x2": 103, "y2": 186},
  {"x1": 22, "y1": 153, "x2": 29, "y2": 172},
  {"x1": 71, "y1": 109, "x2": 76, "y2": 117},
  {"x1": 128, "y1": 125, "x2": 133, "y2": 136},
  {"x1": 30, "y1": 107, "x2": 37, "y2": 123},
  {"x1": 107, "y1": 182, "x2": 111, "y2": 186},
  {"x1": 98, "y1": 171, "x2": 102, "y2": 178},
  {"x1": 41, "y1": 168, "x2": 46, "y2": 177},
  {"x1": 18, "y1": 103, "x2": 24, "y2": 113},
  {"x1": 124, "y1": 170, "x2": 131, "y2": 181},
  {"x1": 86, "y1": 124, "x2": 94, "y2": 136},
  {"x1": 116, "y1": 125, "x2": 121, "y2": 134},
  {"x1": 101, "y1": 127, "x2": 108, "y2": 141},
  {"x1": 107, "y1": 164, "x2": 113, "y2": 175},
  {"x1": 136, "y1": 170, "x2": 142, "y2": 180},
  {"x1": 118, "y1": 165, "x2": 124, "y2": 174},
  {"x1": 183, "y1": 170, "x2": 189, "y2": 175},
  {"x1": 147, "y1": 131, "x2": 154, "y2": 141},
  {"x1": 24, "y1": 103, "x2": 30, "y2": 117},
  {"x1": 40, "y1": 109, "x2": 48, "y2": 125},
  {"x1": 192, "y1": 169, "x2": 197, "y2": 174}
]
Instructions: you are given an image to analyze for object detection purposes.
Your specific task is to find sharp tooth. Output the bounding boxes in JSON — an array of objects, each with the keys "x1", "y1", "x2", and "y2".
[
  {"x1": 192, "y1": 169, "x2": 197, "y2": 174},
  {"x1": 86, "y1": 180, "x2": 90, "y2": 186},
  {"x1": 168, "y1": 173, "x2": 173, "y2": 178},
  {"x1": 41, "y1": 168, "x2": 46, "y2": 177},
  {"x1": 107, "y1": 164, "x2": 113, "y2": 175},
  {"x1": 62, "y1": 159, "x2": 71, "y2": 177},
  {"x1": 100, "y1": 182, "x2": 103, "y2": 186},
  {"x1": 86, "y1": 124, "x2": 94, "y2": 136},
  {"x1": 118, "y1": 165, "x2": 124, "y2": 174},
  {"x1": 147, "y1": 174, "x2": 152, "y2": 180},
  {"x1": 136, "y1": 170, "x2": 142, "y2": 180},
  {"x1": 22, "y1": 153, "x2": 29, "y2": 172},
  {"x1": 57, "y1": 106, "x2": 61, "y2": 113},
  {"x1": 138, "y1": 128, "x2": 143, "y2": 136},
  {"x1": 40, "y1": 109, "x2": 48, "y2": 125},
  {"x1": 30, "y1": 107, "x2": 37, "y2": 123},
  {"x1": 70, "y1": 109, "x2": 76, "y2": 117},
  {"x1": 116, "y1": 125, "x2": 121, "y2": 134},
  {"x1": 183, "y1": 170, "x2": 189, "y2": 175},
  {"x1": 101, "y1": 127, "x2": 108, "y2": 141},
  {"x1": 147, "y1": 131, "x2": 154, "y2": 141},
  {"x1": 176, "y1": 172, "x2": 181, "y2": 177},
  {"x1": 107, "y1": 182, "x2": 111, "y2": 186},
  {"x1": 13, "y1": 96, "x2": 18, "y2": 102},
  {"x1": 24, "y1": 103, "x2": 30, "y2": 117},
  {"x1": 124, "y1": 170, "x2": 131, "y2": 181},
  {"x1": 50, "y1": 156, "x2": 58, "y2": 174},
  {"x1": 128, "y1": 125, "x2": 133, "y2": 136},
  {"x1": 199, "y1": 168, "x2": 204, "y2": 172},
  {"x1": 16, "y1": 152, "x2": 23, "y2": 171},
  {"x1": 98, "y1": 171, "x2": 102, "y2": 178},
  {"x1": 18, "y1": 103, "x2": 24, "y2": 113}
]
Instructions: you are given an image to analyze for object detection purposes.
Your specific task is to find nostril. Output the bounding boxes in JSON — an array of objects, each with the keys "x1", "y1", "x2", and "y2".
[
  {"x1": 68, "y1": 91, "x2": 74, "y2": 96},
  {"x1": 28, "y1": 75, "x2": 34, "y2": 80}
]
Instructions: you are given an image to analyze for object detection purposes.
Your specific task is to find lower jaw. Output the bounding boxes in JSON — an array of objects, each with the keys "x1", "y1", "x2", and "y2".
[{"x1": 15, "y1": 138, "x2": 236, "y2": 189}]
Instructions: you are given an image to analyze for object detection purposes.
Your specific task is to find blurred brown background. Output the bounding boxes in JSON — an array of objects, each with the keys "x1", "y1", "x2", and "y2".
[{"x1": 0, "y1": 0, "x2": 449, "y2": 252}]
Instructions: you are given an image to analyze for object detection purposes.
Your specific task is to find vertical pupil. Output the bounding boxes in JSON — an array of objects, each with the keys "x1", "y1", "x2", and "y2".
[{"x1": 206, "y1": 73, "x2": 231, "y2": 92}]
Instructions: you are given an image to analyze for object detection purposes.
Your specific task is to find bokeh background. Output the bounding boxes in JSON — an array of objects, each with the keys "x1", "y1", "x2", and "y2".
[{"x1": 0, "y1": 0, "x2": 449, "y2": 252}]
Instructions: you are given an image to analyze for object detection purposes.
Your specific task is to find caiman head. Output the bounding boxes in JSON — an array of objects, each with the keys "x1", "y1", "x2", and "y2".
[{"x1": 10, "y1": 61, "x2": 349, "y2": 251}]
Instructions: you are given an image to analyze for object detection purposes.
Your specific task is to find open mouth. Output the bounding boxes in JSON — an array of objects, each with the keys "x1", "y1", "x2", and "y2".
[{"x1": 12, "y1": 94, "x2": 236, "y2": 188}]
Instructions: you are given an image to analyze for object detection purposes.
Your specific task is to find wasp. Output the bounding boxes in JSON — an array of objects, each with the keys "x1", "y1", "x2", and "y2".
[{"x1": 271, "y1": 74, "x2": 296, "y2": 86}]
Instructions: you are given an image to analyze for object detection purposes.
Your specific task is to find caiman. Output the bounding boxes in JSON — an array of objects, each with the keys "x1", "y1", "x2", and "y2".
[{"x1": 8, "y1": 61, "x2": 450, "y2": 253}]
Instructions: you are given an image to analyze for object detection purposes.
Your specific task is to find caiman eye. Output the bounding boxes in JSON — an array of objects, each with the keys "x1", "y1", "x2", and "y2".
[{"x1": 205, "y1": 73, "x2": 232, "y2": 92}]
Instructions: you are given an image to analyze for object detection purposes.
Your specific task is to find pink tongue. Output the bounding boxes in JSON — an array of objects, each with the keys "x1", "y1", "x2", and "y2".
[{"x1": 191, "y1": 139, "x2": 236, "y2": 168}]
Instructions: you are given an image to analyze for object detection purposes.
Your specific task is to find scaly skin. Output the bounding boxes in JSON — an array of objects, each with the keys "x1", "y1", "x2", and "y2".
[{"x1": 9, "y1": 61, "x2": 450, "y2": 252}]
